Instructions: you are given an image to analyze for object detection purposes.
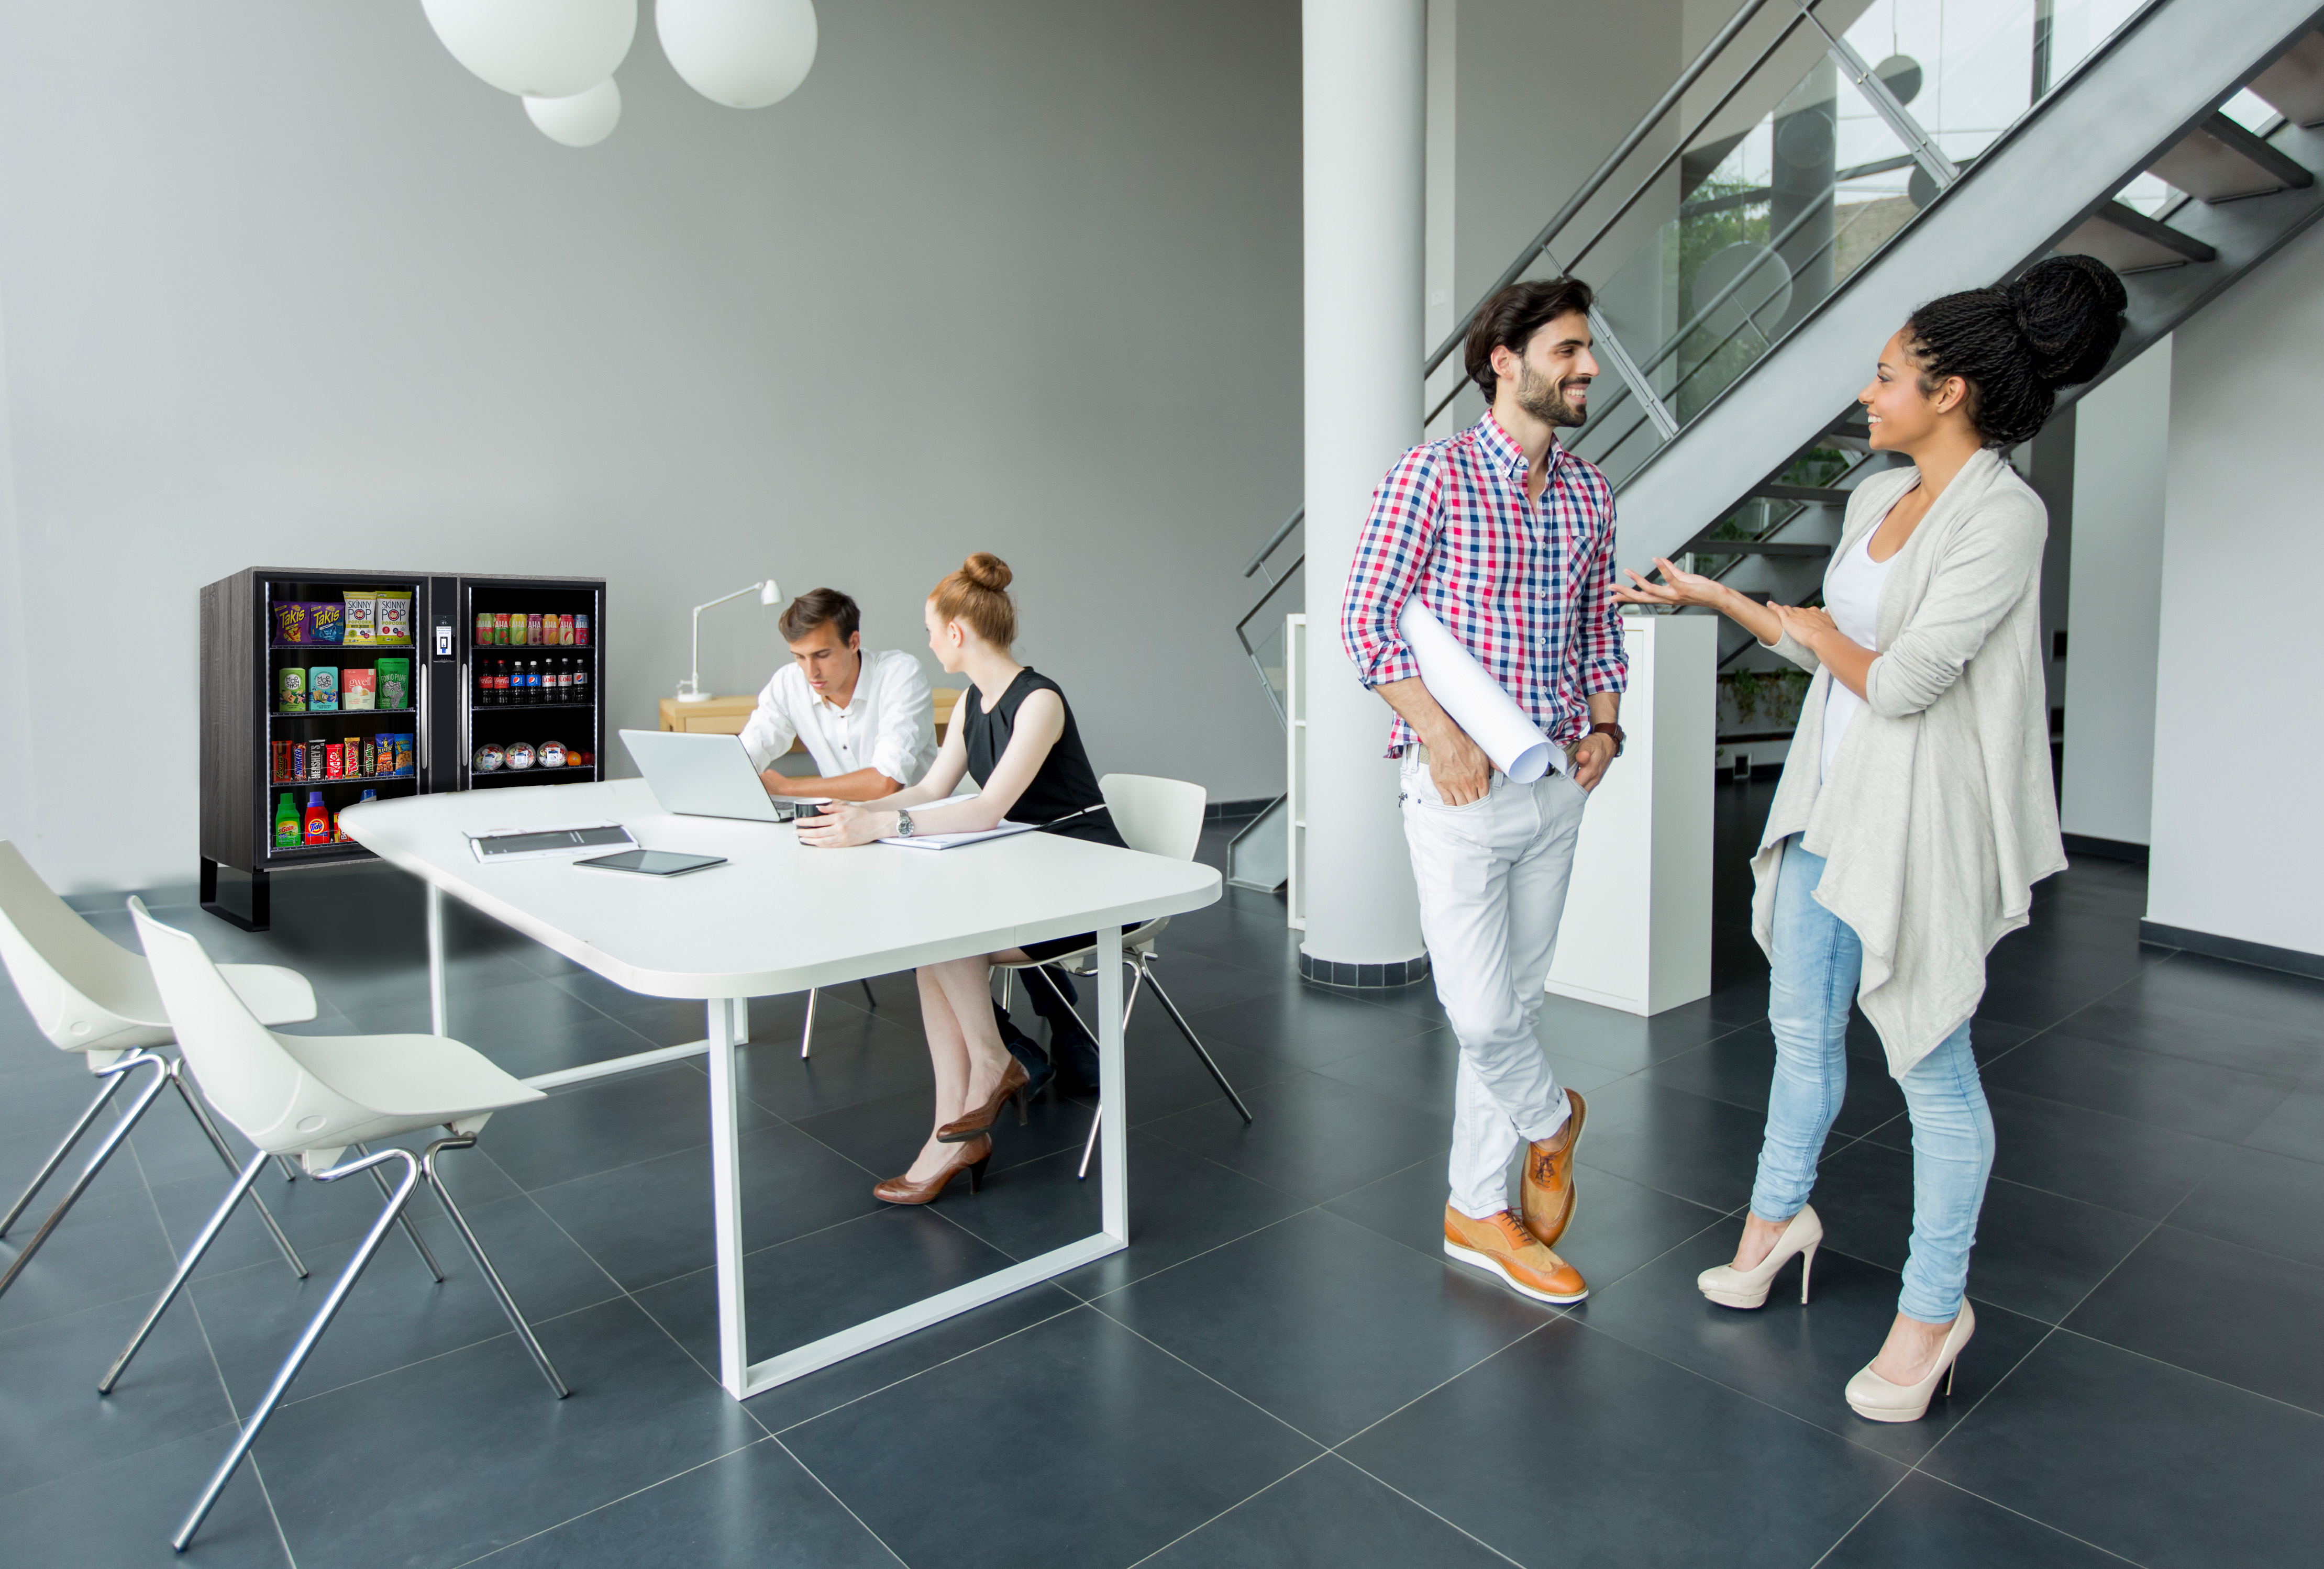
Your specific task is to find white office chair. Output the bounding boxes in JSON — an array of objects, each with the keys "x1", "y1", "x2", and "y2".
[
  {"x1": 119, "y1": 899, "x2": 570, "y2": 1552},
  {"x1": 994, "y1": 774, "x2": 1252, "y2": 1179},
  {"x1": 0, "y1": 842, "x2": 308, "y2": 1304},
  {"x1": 799, "y1": 977, "x2": 881, "y2": 1059}
]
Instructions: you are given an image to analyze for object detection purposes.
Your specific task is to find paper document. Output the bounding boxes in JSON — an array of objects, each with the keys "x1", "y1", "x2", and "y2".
[
  {"x1": 1397, "y1": 599, "x2": 1558, "y2": 783},
  {"x1": 878, "y1": 820, "x2": 1042, "y2": 851},
  {"x1": 466, "y1": 822, "x2": 637, "y2": 862}
]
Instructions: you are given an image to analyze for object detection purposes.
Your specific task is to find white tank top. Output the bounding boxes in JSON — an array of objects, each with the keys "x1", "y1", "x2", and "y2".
[{"x1": 1819, "y1": 526, "x2": 1895, "y2": 784}]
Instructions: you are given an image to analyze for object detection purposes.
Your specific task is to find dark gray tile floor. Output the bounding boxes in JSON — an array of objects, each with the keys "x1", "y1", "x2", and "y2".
[{"x1": 3, "y1": 782, "x2": 2321, "y2": 1566}]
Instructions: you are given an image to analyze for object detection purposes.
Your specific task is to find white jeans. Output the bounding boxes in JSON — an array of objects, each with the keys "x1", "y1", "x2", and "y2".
[{"x1": 1401, "y1": 753, "x2": 1589, "y2": 1219}]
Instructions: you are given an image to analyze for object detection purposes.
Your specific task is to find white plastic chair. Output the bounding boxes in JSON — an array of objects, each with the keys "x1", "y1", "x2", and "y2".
[
  {"x1": 0, "y1": 842, "x2": 309, "y2": 1303},
  {"x1": 994, "y1": 774, "x2": 1252, "y2": 1179},
  {"x1": 120, "y1": 899, "x2": 569, "y2": 1552}
]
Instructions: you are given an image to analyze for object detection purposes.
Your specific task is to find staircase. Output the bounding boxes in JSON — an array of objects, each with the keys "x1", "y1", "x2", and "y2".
[{"x1": 1234, "y1": 0, "x2": 2324, "y2": 794}]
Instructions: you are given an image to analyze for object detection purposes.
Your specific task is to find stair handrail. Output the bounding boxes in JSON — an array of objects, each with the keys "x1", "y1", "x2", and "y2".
[
  {"x1": 1420, "y1": 0, "x2": 1782, "y2": 379},
  {"x1": 1243, "y1": 507, "x2": 1305, "y2": 580}
]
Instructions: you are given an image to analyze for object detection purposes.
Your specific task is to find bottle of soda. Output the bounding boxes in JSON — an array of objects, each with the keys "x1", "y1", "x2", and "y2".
[
  {"x1": 556, "y1": 656, "x2": 573, "y2": 699},
  {"x1": 492, "y1": 658, "x2": 508, "y2": 705},
  {"x1": 571, "y1": 655, "x2": 590, "y2": 707},
  {"x1": 524, "y1": 658, "x2": 541, "y2": 704}
]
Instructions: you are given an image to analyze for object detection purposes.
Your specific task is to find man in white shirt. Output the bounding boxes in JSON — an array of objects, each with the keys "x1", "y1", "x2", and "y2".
[
  {"x1": 739, "y1": 589, "x2": 938, "y2": 800},
  {"x1": 742, "y1": 586, "x2": 1086, "y2": 1088}
]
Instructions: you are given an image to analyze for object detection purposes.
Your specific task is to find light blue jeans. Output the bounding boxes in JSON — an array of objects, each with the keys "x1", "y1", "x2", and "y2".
[{"x1": 1752, "y1": 837, "x2": 1995, "y2": 1323}]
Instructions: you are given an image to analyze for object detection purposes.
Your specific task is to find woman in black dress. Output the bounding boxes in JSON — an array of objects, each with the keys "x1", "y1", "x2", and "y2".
[{"x1": 798, "y1": 553, "x2": 1123, "y2": 1204}]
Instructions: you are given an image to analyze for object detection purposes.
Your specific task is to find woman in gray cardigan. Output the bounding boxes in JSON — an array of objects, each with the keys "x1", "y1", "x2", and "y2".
[{"x1": 1616, "y1": 255, "x2": 2126, "y2": 1422}]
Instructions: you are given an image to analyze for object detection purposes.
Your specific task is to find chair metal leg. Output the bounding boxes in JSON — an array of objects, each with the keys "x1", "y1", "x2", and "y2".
[
  {"x1": 173, "y1": 1148, "x2": 420, "y2": 1552},
  {"x1": 421, "y1": 1138, "x2": 569, "y2": 1399},
  {"x1": 0, "y1": 1069, "x2": 132, "y2": 1237},
  {"x1": 859, "y1": 978, "x2": 877, "y2": 1009},
  {"x1": 1141, "y1": 965, "x2": 1254, "y2": 1123},
  {"x1": 168, "y1": 1065, "x2": 304, "y2": 1279},
  {"x1": 800, "y1": 987, "x2": 817, "y2": 1060},
  {"x1": 351, "y1": 1142, "x2": 444, "y2": 1283},
  {"x1": 0, "y1": 1051, "x2": 171, "y2": 1303},
  {"x1": 99, "y1": 1149, "x2": 274, "y2": 1394},
  {"x1": 1072, "y1": 966, "x2": 1146, "y2": 1184},
  {"x1": 998, "y1": 970, "x2": 1013, "y2": 1011}
]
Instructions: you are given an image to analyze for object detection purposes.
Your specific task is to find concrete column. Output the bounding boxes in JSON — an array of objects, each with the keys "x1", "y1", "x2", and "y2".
[{"x1": 1300, "y1": 0, "x2": 1429, "y2": 984}]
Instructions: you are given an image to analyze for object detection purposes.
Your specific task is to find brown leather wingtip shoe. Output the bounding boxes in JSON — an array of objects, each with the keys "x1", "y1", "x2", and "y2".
[
  {"x1": 1521, "y1": 1090, "x2": 1586, "y2": 1248},
  {"x1": 1443, "y1": 1207, "x2": 1588, "y2": 1305}
]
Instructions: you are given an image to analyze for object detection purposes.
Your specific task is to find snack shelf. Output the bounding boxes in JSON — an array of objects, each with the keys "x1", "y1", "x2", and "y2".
[
  {"x1": 268, "y1": 643, "x2": 418, "y2": 652},
  {"x1": 269, "y1": 776, "x2": 419, "y2": 788},
  {"x1": 470, "y1": 765, "x2": 599, "y2": 786},
  {"x1": 471, "y1": 701, "x2": 596, "y2": 713},
  {"x1": 270, "y1": 707, "x2": 419, "y2": 720}
]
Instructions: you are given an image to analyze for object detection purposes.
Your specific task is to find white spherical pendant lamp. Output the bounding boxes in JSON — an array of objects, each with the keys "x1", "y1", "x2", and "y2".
[
  {"x1": 525, "y1": 78, "x2": 623, "y2": 147},
  {"x1": 657, "y1": 0, "x2": 818, "y2": 110},
  {"x1": 421, "y1": 0, "x2": 638, "y2": 99}
]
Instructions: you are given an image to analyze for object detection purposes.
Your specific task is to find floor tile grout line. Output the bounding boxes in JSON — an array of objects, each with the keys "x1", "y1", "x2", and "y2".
[
  {"x1": 1116, "y1": 1453, "x2": 1340, "y2": 1569},
  {"x1": 768, "y1": 1431, "x2": 914, "y2": 1567},
  {"x1": 1321, "y1": 1316, "x2": 1569, "y2": 1456},
  {"x1": 440, "y1": 1440, "x2": 790, "y2": 1569},
  {"x1": 1083, "y1": 1295, "x2": 1341, "y2": 1451},
  {"x1": 1800, "y1": 1471, "x2": 1910, "y2": 1569},
  {"x1": 2041, "y1": 1320, "x2": 2324, "y2": 1421},
  {"x1": 1326, "y1": 1454, "x2": 1532, "y2": 1568},
  {"x1": 501, "y1": 1177, "x2": 772, "y2": 1422},
  {"x1": 1894, "y1": 1463, "x2": 2152, "y2": 1566},
  {"x1": 764, "y1": 1298, "x2": 1091, "y2": 1437}
]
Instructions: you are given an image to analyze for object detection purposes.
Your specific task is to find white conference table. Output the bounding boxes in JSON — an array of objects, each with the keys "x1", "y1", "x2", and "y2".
[{"x1": 342, "y1": 778, "x2": 1220, "y2": 1400}]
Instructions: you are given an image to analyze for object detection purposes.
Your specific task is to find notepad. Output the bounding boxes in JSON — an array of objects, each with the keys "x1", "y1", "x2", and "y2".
[{"x1": 876, "y1": 821, "x2": 1042, "y2": 851}]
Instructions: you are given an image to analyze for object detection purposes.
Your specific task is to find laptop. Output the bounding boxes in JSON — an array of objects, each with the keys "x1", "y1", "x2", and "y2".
[{"x1": 619, "y1": 729, "x2": 799, "y2": 824}]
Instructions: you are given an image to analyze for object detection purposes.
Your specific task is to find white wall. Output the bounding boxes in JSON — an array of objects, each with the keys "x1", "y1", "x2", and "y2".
[
  {"x1": 0, "y1": 0, "x2": 1301, "y2": 894},
  {"x1": 2062, "y1": 335, "x2": 2170, "y2": 847},
  {"x1": 2150, "y1": 225, "x2": 2324, "y2": 959}
]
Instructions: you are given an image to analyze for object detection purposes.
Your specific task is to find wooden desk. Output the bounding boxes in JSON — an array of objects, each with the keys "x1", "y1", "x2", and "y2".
[{"x1": 657, "y1": 687, "x2": 964, "y2": 752}]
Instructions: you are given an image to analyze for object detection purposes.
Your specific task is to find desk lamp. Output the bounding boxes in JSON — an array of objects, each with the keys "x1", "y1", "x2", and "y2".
[{"x1": 676, "y1": 578, "x2": 781, "y2": 702}]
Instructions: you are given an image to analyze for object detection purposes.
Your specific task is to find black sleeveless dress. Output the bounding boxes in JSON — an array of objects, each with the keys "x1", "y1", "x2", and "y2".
[
  {"x1": 961, "y1": 669, "x2": 1126, "y2": 849},
  {"x1": 961, "y1": 668, "x2": 1129, "y2": 963}
]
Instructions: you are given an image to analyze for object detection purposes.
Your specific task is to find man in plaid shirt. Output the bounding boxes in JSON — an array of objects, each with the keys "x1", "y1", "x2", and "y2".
[{"x1": 1340, "y1": 276, "x2": 1626, "y2": 1307}]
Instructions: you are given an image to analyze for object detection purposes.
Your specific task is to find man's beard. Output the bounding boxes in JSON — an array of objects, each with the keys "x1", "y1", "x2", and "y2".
[{"x1": 1518, "y1": 362, "x2": 1590, "y2": 429}]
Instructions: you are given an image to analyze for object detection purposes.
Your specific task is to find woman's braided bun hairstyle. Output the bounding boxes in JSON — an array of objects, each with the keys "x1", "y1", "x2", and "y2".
[
  {"x1": 1902, "y1": 253, "x2": 2128, "y2": 448},
  {"x1": 930, "y1": 551, "x2": 1017, "y2": 649}
]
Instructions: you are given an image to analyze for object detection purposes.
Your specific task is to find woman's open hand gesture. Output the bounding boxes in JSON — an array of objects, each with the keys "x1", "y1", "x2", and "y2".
[{"x1": 1614, "y1": 557, "x2": 1721, "y2": 610}]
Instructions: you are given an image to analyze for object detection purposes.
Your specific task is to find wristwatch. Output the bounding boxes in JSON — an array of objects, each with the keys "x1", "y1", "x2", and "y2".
[
  {"x1": 1589, "y1": 722, "x2": 1626, "y2": 758},
  {"x1": 895, "y1": 809, "x2": 914, "y2": 839}
]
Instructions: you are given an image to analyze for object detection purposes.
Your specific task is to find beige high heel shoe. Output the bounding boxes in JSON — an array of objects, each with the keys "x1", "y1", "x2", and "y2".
[
  {"x1": 1845, "y1": 1301, "x2": 1976, "y2": 1422},
  {"x1": 1696, "y1": 1205, "x2": 1822, "y2": 1309}
]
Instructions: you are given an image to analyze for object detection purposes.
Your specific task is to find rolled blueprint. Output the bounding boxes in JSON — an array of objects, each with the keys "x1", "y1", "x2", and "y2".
[{"x1": 1397, "y1": 599, "x2": 1557, "y2": 783}]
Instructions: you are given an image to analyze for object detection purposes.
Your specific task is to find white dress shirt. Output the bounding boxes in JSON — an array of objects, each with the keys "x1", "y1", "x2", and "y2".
[{"x1": 738, "y1": 648, "x2": 938, "y2": 787}]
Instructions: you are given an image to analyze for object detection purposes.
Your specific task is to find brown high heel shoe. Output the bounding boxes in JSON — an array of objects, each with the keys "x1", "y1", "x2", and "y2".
[
  {"x1": 935, "y1": 1059, "x2": 1030, "y2": 1143},
  {"x1": 873, "y1": 1137, "x2": 992, "y2": 1205}
]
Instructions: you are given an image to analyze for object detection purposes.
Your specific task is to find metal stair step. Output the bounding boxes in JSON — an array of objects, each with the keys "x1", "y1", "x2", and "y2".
[
  {"x1": 2063, "y1": 200, "x2": 2220, "y2": 272},
  {"x1": 2251, "y1": 30, "x2": 2324, "y2": 127},
  {"x1": 1751, "y1": 483, "x2": 1852, "y2": 506},
  {"x1": 1687, "y1": 539, "x2": 1832, "y2": 558},
  {"x1": 2150, "y1": 111, "x2": 2315, "y2": 201}
]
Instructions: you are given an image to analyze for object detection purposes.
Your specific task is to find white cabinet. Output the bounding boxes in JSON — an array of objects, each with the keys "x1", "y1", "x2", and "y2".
[{"x1": 1545, "y1": 613, "x2": 1715, "y2": 1016}]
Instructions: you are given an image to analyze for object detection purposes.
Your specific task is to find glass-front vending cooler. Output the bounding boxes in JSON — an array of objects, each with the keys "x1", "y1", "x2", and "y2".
[
  {"x1": 198, "y1": 567, "x2": 432, "y2": 930},
  {"x1": 452, "y1": 574, "x2": 606, "y2": 791}
]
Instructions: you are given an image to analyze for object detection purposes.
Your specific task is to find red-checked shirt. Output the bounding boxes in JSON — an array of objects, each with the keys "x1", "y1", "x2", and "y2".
[{"x1": 1340, "y1": 413, "x2": 1627, "y2": 758}]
